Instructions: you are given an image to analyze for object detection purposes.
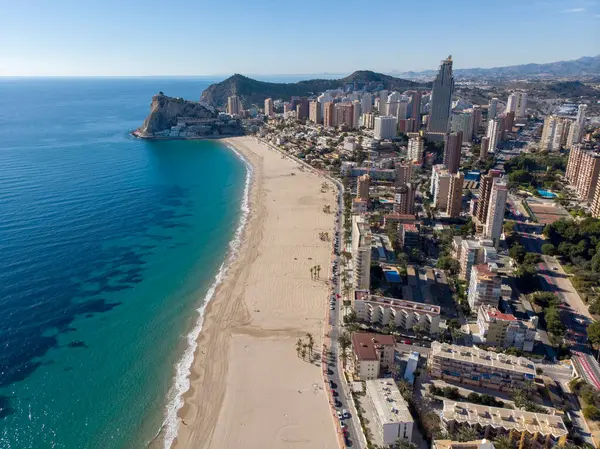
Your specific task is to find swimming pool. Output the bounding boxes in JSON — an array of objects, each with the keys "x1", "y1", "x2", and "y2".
[{"x1": 537, "y1": 189, "x2": 557, "y2": 198}]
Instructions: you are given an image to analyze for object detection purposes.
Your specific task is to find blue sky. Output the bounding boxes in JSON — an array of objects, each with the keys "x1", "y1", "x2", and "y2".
[{"x1": 1, "y1": 0, "x2": 599, "y2": 76}]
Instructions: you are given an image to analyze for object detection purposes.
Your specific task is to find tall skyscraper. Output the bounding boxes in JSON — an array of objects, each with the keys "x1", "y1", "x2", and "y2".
[
  {"x1": 227, "y1": 95, "x2": 241, "y2": 116},
  {"x1": 443, "y1": 131, "x2": 463, "y2": 174},
  {"x1": 484, "y1": 179, "x2": 508, "y2": 247},
  {"x1": 335, "y1": 103, "x2": 355, "y2": 129},
  {"x1": 361, "y1": 93, "x2": 372, "y2": 114},
  {"x1": 476, "y1": 170, "x2": 502, "y2": 225},
  {"x1": 450, "y1": 112, "x2": 474, "y2": 142},
  {"x1": 568, "y1": 104, "x2": 588, "y2": 147},
  {"x1": 431, "y1": 165, "x2": 451, "y2": 211},
  {"x1": 352, "y1": 100, "x2": 362, "y2": 129},
  {"x1": 379, "y1": 90, "x2": 388, "y2": 113},
  {"x1": 447, "y1": 172, "x2": 465, "y2": 218},
  {"x1": 264, "y1": 98, "x2": 274, "y2": 117},
  {"x1": 394, "y1": 183, "x2": 415, "y2": 215},
  {"x1": 395, "y1": 160, "x2": 413, "y2": 187},
  {"x1": 565, "y1": 145, "x2": 600, "y2": 201},
  {"x1": 488, "y1": 98, "x2": 499, "y2": 121},
  {"x1": 428, "y1": 56, "x2": 455, "y2": 133},
  {"x1": 506, "y1": 93, "x2": 518, "y2": 115},
  {"x1": 486, "y1": 117, "x2": 503, "y2": 152},
  {"x1": 309, "y1": 100, "x2": 322, "y2": 124},
  {"x1": 374, "y1": 116, "x2": 398, "y2": 140},
  {"x1": 472, "y1": 106, "x2": 483, "y2": 134},
  {"x1": 396, "y1": 99, "x2": 409, "y2": 121},
  {"x1": 516, "y1": 93, "x2": 528, "y2": 118},
  {"x1": 410, "y1": 91, "x2": 422, "y2": 122},
  {"x1": 540, "y1": 116, "x2": 571, "y2": 152},
  {"x1": 386, "y1": 92, "x2": 401, "y2": 116},
  {"x1": 480, "y1": 137, "x2": 490, "y2": 161},
  {"x1": 324, "y1": 102, "x2": 335, "y2": 127},
  {"x1": 407, "y1": 137, "x2": 424, "y2": 164}
]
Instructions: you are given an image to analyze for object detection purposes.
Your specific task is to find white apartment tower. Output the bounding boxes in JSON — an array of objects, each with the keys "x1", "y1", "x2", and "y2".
[
  {"x1": 361, "y1": 93, "x2": 373, "y2": 114},
  {"x1": 374, "y1": 116, "x2": 398, "y2": 140},
  {"x1": 484, "y1": 179, "x2": 508, "y2": 247},
  {"x1": 488, "y1": 98, "x2": 499, "y2": 121},
  {"x1": 407, "y1": 136, "x2": 424, "y2": 164}
]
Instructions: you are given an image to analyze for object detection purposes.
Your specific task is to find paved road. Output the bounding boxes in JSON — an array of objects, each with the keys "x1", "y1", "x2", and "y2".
[{"x1": 515, "y1": 223, "x2": 597, "y2": 446}]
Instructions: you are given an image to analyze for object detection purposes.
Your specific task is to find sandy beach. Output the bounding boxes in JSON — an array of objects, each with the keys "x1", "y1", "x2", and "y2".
[{"x1": 172, "y1": 136, "x2": 339, "y2": 449}]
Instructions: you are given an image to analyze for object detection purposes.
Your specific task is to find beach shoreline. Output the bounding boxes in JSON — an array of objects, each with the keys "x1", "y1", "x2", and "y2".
[{"x1": 167, "y1": 136, "x2": 338, "y2": 449}]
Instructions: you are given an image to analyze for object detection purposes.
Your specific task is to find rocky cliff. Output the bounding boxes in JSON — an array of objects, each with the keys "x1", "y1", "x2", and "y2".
[{"x1": 136, "y1": 93, "x2": 243, "y2": 138}]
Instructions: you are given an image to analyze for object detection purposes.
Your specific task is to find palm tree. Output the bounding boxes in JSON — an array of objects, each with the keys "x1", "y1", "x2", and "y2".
[
  {"x1": 300, "y1": 348, "x2": 306, "y2": 360},
  {"x1": 306, "y1": 333, "x2": 314, "y2": 359},
  {"x1": 493, "y1": 435, "x2": 514, "y2": 449},
  {"x1": 316, "y1": 265, "x2": 321, "y2": 279},
  {"x1": 310, "y1": 267, "x2": 314, "y2": 280},
  {"x1": 456, "y1": 426, "x2": 479, "y2": 442},
  {"x1": 396, "y1": 379, "x2": 413, "y2": 401},
  {"x1": 337, "y1": 332, "x2": 351, "y2": 369},
  {"x1": 296, "y1": 338, "x2": 303, "y2": 358}
]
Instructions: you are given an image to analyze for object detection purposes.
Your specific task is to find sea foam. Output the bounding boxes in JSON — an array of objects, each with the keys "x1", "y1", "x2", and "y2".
[{"x1": 160, "y1": 143, "x2": 253, "y2": 449}]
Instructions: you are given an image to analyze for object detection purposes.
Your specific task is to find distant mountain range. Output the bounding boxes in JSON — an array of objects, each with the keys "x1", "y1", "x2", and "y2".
[
  {"x1": 397, "y1": 55, "x2": 600, "y2": 79},
  {"x1": 200, "y1": 71, "x2": 428, "y2": 108}
]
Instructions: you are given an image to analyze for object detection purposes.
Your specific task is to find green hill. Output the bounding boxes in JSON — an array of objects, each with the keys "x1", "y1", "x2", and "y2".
[{"x1": 200, "y1": 71, "x2": 428, "y2": 108}]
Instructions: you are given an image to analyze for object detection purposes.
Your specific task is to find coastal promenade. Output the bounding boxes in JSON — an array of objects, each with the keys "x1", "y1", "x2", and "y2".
[{"x1": 172, "y1": 137, "x2": 338, "y2": 449}]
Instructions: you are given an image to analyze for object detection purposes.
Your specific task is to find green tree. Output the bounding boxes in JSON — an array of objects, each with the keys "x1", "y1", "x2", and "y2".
[
  {"x1": 306, "y1": 333, "x2": 314, "y2": 359},
  {"x1": 296, "y1": 338, "x2": 303, "y2": 358},
  {"x1": 509, "y1": 244, "x2": 526, "y2": 264},
  {"x1": 583, "y1": 404, "x2": 600, "y2": 421},
  {"x1": 523, "y1": 252, "x2": 541, "y2": 265},
  {"x1": 493, "y1": 435, "x2": 515, "y2": 449},
  {"x1": 587, "y1": 321, "x2": 600, "y2": 347},
  {"x1": 394, "y1": 439, "x2": 417, "y2": 449},
  {"x1": 509, "y1": 169, "x2": 534, "y2": 185},
  {"x1": 541, "y1": 243, "x2": 557, "y2": 256},
  {"x1": 456, "y1": 426, "x2": 479, "y2": 442},
  {"x1": 337, "y1": 332, "x2": 351, "y2": 368}
]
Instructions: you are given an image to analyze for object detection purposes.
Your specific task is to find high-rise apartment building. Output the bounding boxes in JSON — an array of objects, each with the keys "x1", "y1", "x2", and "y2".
[
  {"x1": 472, "y1": 106, "x2": 483, "y2": 134},
  {"x1": 264, "y1": 98, "x2": 274, "y2": 117},
  {"x1": 443, "y1": 131, "x2": 463, "y2": 174},
  {"x1": 407, "y1": 136, "x2": 424, "y2": 164},
  {"x1": 398, "y1": 119, "x2": 417, "y2": 134},
  {"x1": 450, "y1": 112, "x2": 474, "y2": 142},
  {"x1": 567, "y1": 104, "x2": 588, "y2": 148},
  {"x1": 361, "y1": 93, "x2": 372, "y2": 114},
  {"x1": 352, "y1": 215, "x2": 372, "y2": 290},
  {"x1": 516, "y1": 92, "x2": 527, "y2": 118},
  {"x1": 565, "y1": 145, "x2": 600, "y2": 201},
  {"x1": 309, "y1": 100, "x2": 322, "y2": 124},
  {"x1": 357, "y1": 174, "x2": 371, "y2": 201},
  {"x1": 487, "y1": 98, "x2": 498, "y2": 121},
  {"x1": 352, "y1": 100, "x2": 362, "y2": 129},
  {"x1": 592, "y1": 181, "x2": 600, "y2": 218},
  {"x1": 506, "y1": 93, "x2": 518, "y2": 115},
  {"x1": 457, "y1": 238, "x2": 497, "y2": 282},
  {"x1": 540, "y1": 116, "x2": 571, "y2": 152},
  {"x1": 480, "y1": 137, "x2": 490, "y2": 161},
  {"x1": 386, "y1": 92, "x2": 401, "y2": 117},
  {"x1": 227, "y1": 95, "x2": 241, "y2": 116},
  {"x1": 475, "y1": 170, "x2": 503, "y2": 226},
  {"x1": 410, "y1": 91, "x2": 422, "y2": 122},
  {"x1": 374, "y1": 116, "x2": 398, "y2": 140},
  {"x1": 484, "y1": 179, "x2": 508, "y2": 247},
  {"x1": 323, "y1": 101, "x2": 335, "y2": 127},
  {"x1": 394, "y1": 183, "x2": 415, "y2": 215},
  {"x1": 467, "y1": 263, "x2": 502, "y2": 309},
  {"x1": 447, "y1": 172, "x2": 464, "y2": 218},
  {"x1": 486, "y1": 118, "x2": 503, "y2": 152},
  {"x1": 431, "y1": 165, "x2": 452, "y2": 211},
  {"x1": 366, "y1": 379, "x2": 414, "y2": 446},
  {"x1": 395, "y1": 161, "x2": 413, "y2": 186},
  {"x1": 428, "y1": 56, "x2": 454, "y2": 133},
  {"x1": 335, "y1": 103, "x2": 354, "y2": 129},
  {"x1": 379, "y1": 90, "x2": 388, "y2": 113}
]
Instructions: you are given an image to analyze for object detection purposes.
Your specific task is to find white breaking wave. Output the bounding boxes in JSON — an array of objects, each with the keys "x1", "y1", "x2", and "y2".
[{"x1": 160, "y1": 143, "x2": 253, "y2": 449}]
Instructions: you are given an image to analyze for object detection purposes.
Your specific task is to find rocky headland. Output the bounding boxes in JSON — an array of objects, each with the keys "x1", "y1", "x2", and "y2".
[{"x1": 134, "y1": 93, "x2": 244, "y2": 139}]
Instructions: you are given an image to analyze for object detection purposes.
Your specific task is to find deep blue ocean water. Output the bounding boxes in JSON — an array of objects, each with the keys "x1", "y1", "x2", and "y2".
[{"x1": 0, "y1": 78, "x2": 249, "y2": 449}]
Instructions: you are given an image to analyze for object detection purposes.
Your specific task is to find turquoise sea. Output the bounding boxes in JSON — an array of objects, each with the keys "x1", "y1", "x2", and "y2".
[{"x1": 0, "y1": 78, "x2": 250, "y2": 448}]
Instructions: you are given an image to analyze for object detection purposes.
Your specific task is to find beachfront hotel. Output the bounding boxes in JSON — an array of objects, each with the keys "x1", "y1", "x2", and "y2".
[
  {"x1": 351, "y1": 332, "x2": 395, "y2": 380},
  {"x1": 428, "y1": 342, "x2": 536, "y2": 391},
  {"x1": 366, "y1": 379, "x2": 414, "y2": 446},
  {"x1": 441, "y1": 401, "x2": 568, "y2": 448},
  {"x1": 353, "y1": 290, "x2": 441, "y2": 334}
]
